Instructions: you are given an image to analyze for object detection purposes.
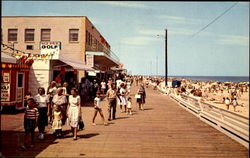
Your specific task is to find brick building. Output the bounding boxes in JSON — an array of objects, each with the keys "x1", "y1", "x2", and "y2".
[{"x1": 1, "y1": 16, "x2": 120, "y2": 96}]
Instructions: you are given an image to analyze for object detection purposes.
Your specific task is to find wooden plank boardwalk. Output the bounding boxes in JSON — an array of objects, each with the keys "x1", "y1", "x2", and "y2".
[{"x1": 1, "y1": 84, "x2": 249, "y2": 157}]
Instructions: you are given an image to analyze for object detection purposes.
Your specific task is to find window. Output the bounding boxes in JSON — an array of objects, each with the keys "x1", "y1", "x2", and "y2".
[
  {"x1": 25, "y1": 29, "x2": 35, "y2": 42},
  {"x1": 69, "y1": 29, "x2": 79, "y2": 42},
  {"x1": 17, "y1": 74, "x2": 23, "y2": 87},
  {"x1": 90, "y1": 34, "x2": 92, "y2": 46},
  {"x1": 26, "y1": 45, "x2": 33, "y2": 50},
  {"x1": 86, "y1": 30, "x2": 88, "y2": 45},
  {"x1": 88, "y1": 32, "x2": 90, "y2": 45},
  {"x1": 41, "y1": 29, "x2": 51, "y2": 41},
  {"x1": 8, "y1": 29, "x2": 18, "y2": 42}
]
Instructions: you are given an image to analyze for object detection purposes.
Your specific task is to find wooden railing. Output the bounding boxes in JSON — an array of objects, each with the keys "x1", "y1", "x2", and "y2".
[{"x1": 155, "y1": 84, "x2": 249, "y2": 148}]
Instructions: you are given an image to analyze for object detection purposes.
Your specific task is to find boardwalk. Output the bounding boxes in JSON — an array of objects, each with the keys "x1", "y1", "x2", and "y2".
[{"x1": 1, "y1": 84, "x2": 249, "y2": 158}]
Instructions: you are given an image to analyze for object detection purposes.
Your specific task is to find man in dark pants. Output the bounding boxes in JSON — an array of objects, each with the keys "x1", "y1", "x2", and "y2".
[{"x1": 106, "y1": 84, "x2": 117, "y2": 121}]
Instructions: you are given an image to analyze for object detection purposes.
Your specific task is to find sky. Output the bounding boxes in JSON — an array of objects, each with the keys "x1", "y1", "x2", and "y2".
[{"x1": 2, "y1": 1, "x2": 249, "y2": 76}]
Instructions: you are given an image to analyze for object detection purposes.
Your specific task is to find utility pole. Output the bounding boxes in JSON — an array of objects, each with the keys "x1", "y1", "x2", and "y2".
[{"x1": 165, "y1": 29, "x2": 168, "y2": 87}]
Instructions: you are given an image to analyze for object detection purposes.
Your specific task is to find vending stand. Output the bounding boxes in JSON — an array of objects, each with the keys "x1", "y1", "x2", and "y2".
[{"x1": 1, "y1": 53, "x2": 32, "y2": 111}]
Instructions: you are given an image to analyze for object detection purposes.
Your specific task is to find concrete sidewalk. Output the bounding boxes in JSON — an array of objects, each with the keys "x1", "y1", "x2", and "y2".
[{"x1": 1, "y1": 84, "x2": 248, "y2": 158}]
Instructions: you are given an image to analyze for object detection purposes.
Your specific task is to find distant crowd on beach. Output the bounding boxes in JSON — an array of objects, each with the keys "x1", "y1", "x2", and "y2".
[{"x1": 144, "y1": 76, "x2": 249, "y2": 113}]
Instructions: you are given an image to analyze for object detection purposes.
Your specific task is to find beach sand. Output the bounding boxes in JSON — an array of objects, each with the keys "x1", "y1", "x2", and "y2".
[{"x1": 204, "y1": 90, "x2": 249, "y2": 117}]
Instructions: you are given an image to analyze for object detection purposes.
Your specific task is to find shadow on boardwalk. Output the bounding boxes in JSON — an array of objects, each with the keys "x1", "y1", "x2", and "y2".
[{"x1": 0, "y1": 129, "x2": 100, "y2": 157}]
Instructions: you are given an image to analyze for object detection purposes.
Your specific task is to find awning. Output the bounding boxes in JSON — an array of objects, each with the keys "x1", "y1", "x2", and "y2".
[
  {"x1": 86, "y1": 51, "x2": 119, "y2": 67},
  {"x1": 59, "y1": 56, "x2": 95, "y2": 71},
  {"x1": 1, "y1": 52, "x2": 17, "y2": 64}
]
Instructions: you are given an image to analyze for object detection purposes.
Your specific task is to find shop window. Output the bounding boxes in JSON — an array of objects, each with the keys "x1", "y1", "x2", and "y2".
[
  {"x1": 86, "y1": 30, "x2": 89, "y2": 45},
  {"x1": 69, "y1": 29, "x2": 79, "y2": 42},
  {"x1": 25, "y1": 29, "x2": 35, "y2": 42},
  {"x1": 8, "y1": 29, "x2": 18, "y2": 42},
  {"x1": 41, "y1": 29, "x2": 51, "y2": 41},
  {"x1": 26, "y1": 45, "x2": 33, "y2": 50},
  {"x1": 18, "y1": 74, "x2": 23, "y2": 87}
]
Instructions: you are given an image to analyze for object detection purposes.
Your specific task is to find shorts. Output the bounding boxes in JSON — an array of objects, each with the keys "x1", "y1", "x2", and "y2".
[{"x1": 94, "y1": 106, "x2": 102, "y2": 111}]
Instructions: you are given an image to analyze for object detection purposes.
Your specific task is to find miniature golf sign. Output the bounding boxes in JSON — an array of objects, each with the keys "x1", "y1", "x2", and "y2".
[{"x1": 40, "y1": 41, "x2": 61, "y2": 59}]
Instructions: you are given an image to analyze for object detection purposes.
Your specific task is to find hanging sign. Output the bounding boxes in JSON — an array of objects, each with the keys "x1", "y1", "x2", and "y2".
[
  {"x1": 40, "y1": 41, "x2": 61, "y2": 59},
  {"x1": 86, "y1": 54, "x2": 94, "y2": 67}
]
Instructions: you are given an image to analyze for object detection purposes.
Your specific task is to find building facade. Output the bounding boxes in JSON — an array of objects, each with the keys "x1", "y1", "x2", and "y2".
[{"x1": 2, "y1": 16, "x2": 119, "y2": 95}]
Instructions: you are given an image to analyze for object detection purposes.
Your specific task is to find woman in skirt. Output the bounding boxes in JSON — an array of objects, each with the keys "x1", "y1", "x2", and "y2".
[
  {"x1": 136, "y1": 84, "x2": 146, "y2": 110},
  {"x1": 67, "y1": 88, "x2": 81, "y2": 140},
  {"x1": 34, "y1": 87, "x2": 50, "y2": 140}
]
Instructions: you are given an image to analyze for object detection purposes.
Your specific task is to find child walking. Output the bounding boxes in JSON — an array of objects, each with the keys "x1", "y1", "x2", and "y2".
[
  {"x1": 127, "y1": 97, "x2": 132, "y2": 115},
  {"x1": 92, "y1": 92, "x2": 108, "y2": 126},
  {"x1": 22, "y1": 98, "x2": 39, "y2": 150},
  {"x1": 52, "y1": 105, "x2": 63, "y2": 137}
]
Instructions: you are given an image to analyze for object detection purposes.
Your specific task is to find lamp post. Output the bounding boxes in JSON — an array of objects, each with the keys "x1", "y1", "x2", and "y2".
[
  {"x1": 156, "y1": 29, "x2": 168, "y2": 87},
  {"x1": 165, "y1": 29, "x2": 168, "y2": 87}
]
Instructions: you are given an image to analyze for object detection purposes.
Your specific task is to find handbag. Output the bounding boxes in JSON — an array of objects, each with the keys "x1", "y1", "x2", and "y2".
[
  {"x1": 78, "y1": 117, "x2": 85, "y2": 130},
  {"x1": 135, "y1": 94, "x2": 141, "y2": 99}
]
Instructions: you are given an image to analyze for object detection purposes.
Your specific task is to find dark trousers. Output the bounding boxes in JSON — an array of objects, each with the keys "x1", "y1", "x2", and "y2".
[{"x1": 108, "y1": 98, "x2": 117, "y2": 120}]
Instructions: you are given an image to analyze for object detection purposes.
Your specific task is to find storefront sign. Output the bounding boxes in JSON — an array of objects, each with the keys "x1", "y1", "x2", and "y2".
[
  {"x1": 3, "y1": 72, "x2": 10, "y2": 82},
  {"x1": 86, "y1": 55, "x2": 94, "y2": 67},
  {"x1": 40, "y1": 41, "x2": 61, "y2": 59},
  {"x1": 1, "y1": 83, "x2": 10, "y2": 102},
  {"x1": 88, "y1": 71, "x2": 96, "y2": 76}
]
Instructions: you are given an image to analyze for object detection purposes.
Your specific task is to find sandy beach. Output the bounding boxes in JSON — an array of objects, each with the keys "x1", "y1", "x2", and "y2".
[{"x1": 147, "y1": 77, "x2": 249, "y2": 117}]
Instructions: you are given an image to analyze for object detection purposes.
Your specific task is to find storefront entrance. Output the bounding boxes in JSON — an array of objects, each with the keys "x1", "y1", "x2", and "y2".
[{"x1": 16, "y1": 73, "x2": 24, "y2": 109}]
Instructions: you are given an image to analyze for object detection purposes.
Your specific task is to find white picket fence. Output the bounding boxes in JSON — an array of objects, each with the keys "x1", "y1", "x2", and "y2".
[{"x1": 155, "y1": 84, "x2": 249, "y2": 148}]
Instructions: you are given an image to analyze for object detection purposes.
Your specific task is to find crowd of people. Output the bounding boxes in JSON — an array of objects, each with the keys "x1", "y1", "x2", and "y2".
[
  {"x1": 21, "y1": 74, "x2": 148, "y2": 149},
  {"x1": 156, "y1": 77, "x2": 249, "y2": 113}
]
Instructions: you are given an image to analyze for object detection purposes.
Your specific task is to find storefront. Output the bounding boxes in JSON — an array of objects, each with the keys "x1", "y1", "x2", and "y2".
[
  {"x1": 28, "y1": 41, "x2": 94, "y2": 95},
  {"x1": 85, "y1": 51, "x2": 120, "y2": 81},
  {"x1": 1, "y1": 53, "x2": 32, "y2": 111}
]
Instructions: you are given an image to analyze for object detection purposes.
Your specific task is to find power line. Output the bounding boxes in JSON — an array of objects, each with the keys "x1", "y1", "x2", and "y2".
[{"x1": 187, "y1": 2, "x2": 239, "y2": 41}]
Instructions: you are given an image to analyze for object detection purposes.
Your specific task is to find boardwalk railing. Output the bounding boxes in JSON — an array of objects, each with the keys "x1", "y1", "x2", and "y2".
[{"x1": 154, "y1": 84, "x2": 249, "y2": 148}]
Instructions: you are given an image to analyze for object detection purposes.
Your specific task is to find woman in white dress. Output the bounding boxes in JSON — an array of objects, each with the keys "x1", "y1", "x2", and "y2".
[{"x1": 67, "y1": 88, "x2": 81, "y2": 140}]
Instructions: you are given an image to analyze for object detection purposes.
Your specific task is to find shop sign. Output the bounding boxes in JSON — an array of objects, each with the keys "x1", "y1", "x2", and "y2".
[
  {"x1": 40, "y1": 41, "x2": 61, "y2": 59},
  {"x1": 100, "y1": 66, "x2": 107, "y2": 71},
  {"x1": 3, "y1": 73, "x2": 10, "y2": 82},
  {"x1": 86, "y1": 55, "x2": 94, "y2": 67},
  {"x1": 88, "y1": 71, "x2": 96, "y2": 76},
  {"x1": 1, "y1": 83, "x2": 10, "y2": 102}
]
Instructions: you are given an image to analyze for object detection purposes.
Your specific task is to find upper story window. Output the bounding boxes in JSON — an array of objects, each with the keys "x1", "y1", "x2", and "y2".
[
  {"x1": 25, "y1": 29, "x2": 35, "y2": 42},
  {"x1": 41, "y1": 29, "x2": 51, "y2": 41},
  {"x1": 8, "y1": 29, "x2": 18, "y2": 42},
  {"x1": 69, "y1": 29, "x2": 79, "y2": 42}
]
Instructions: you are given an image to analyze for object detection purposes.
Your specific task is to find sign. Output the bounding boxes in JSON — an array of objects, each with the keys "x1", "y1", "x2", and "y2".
[
  {"x1": 86, "y1": 55, "x2": 94, "y2": 67},
  {"x1": 3, "y1": 73, "x2": 10, "y2": 82},
  {"x1": 100, "y1": 66, "x2": 107, "y2": 71},
  {"x1": 88, "y1": 71, "x2": 96, "y2": 76},
  {"x1": 1, "y1": 83, "x2": 10, "y2": 101},
  {"x1": 40, "y1": 41, "x2": 61, "y2": 59}
]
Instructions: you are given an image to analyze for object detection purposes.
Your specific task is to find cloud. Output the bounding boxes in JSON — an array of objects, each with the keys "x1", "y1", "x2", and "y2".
[
  {"x1": 138, "y1": 28, "x2": 195, "y2": 36},
  {"x1": 96, "y1": 1, "x2": 151, "y2": 9},
  {"x1": 157, "y1": 15, "x2": 203, "y2": 25},
  {"x1": 121, "y1": 36, "x2": 158, "y2": 46},
  {"x1": 138, "y1": 29, "x2": 165, "y2": 36},
  {"x1": 217, "y1": 35, "x2": 249, "y2": 46}
]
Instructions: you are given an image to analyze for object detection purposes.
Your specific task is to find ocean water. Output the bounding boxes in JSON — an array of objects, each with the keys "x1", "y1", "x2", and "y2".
[{"x1": 169, "y1": 76, "x2": 249, "y2": 83}]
